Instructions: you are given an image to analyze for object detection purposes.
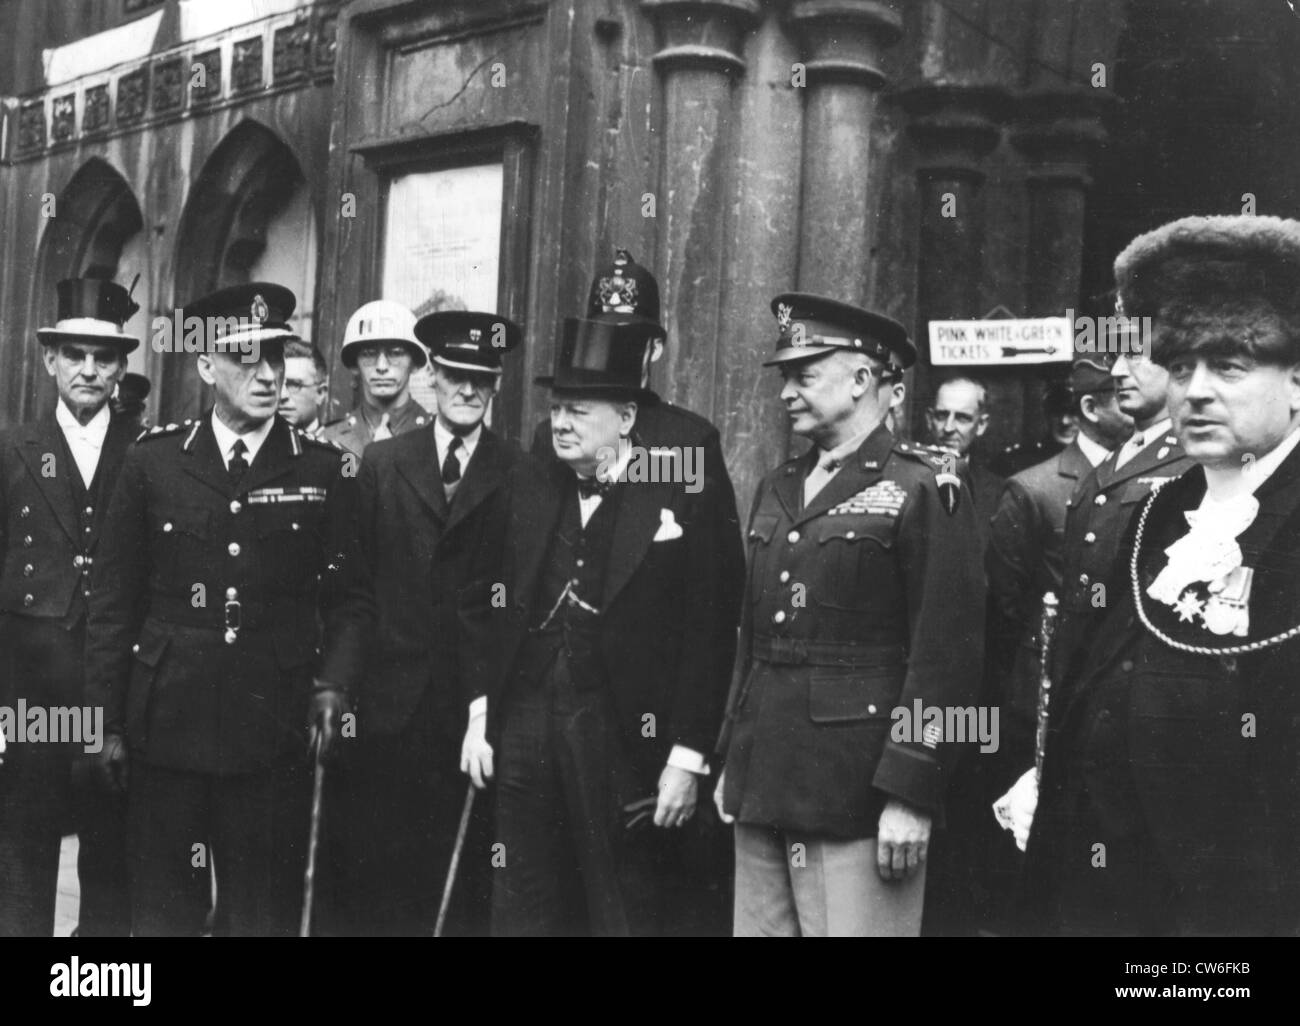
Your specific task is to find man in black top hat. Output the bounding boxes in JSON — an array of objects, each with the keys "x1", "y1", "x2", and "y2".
[
  {"x1": 459, "y1": 308, "x2": 740, "y2": 935},
  {"x1": 317, "y1": 311, "x2": 522, "y2": 935},
  {"x1": 85, "y1": 282, "x2": 359, "y2": 936},
  {"x1": 714, "y1": 294, "x2": 985, "y2": 936},
  {"x1": 0, "y1": 278, "x2": 138, "y2": 936}
]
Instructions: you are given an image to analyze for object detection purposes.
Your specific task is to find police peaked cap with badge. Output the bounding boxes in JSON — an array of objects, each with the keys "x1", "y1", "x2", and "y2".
[
  {"x1": 182, "y1": 282, "x2": 299, "y2": 351},
  {"x1": 414, "y1": 310, "x2": 522, "y2": 376},
  {"x1": 764, "y1": 293, "x2": 915, "y2": 373},
  {"x1": 38, "y1": 276, "x2": 142, "y2": 353},
  {"x1": 340, "y1": 299, "x2": 426, "y2": 368},
  {"x1": 1114, "y1": 215, "x2": 1300, "y2": 366}
]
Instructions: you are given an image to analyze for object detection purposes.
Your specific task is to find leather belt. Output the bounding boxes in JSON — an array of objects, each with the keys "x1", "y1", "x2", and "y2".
[{"x1": 752, "y1": 634, "x2": 906, "y2": 669}]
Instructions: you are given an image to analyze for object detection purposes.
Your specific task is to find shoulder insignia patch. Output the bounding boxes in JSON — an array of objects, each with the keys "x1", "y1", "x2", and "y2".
[{"x1": 829, "y1": 480, "x2": 907, "y2": 517}]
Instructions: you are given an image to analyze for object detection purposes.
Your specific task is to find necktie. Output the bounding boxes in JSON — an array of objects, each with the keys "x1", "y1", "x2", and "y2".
[
  {"x1": 229, "y1": 439, "x2": 249, "y2": 486},
  {"x1": 1116, "y1": 432, "x2": 1143, "y2": 469},
  {"x1": 442, "y1": 436, "x2": 463, "y2": 485},
  {"x1": 577, "y1": 476, "x2": 613, "y2": 500},
  {"x1": 373, "y1": 413, "x2": 392, "y2": 441}
]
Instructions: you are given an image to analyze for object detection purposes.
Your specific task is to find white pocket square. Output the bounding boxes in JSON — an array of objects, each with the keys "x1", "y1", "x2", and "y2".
[{"x1": 653, "y1": 508, "x2": 683, "y2": 541}]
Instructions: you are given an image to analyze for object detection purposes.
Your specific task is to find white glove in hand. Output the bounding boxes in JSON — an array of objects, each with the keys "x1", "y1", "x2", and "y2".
[{"x1": 992, "y1": 768, "x2": 1038, "y2": 852}]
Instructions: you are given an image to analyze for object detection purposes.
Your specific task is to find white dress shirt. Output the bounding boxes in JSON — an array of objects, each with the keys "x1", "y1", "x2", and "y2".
[
  {"x1": 1075, "y1": 431, "x2": 1111, "y2": 469},
  {"x1": 434, "y1": 419, "x2": 480, "y2": 492},
  {"x1": 210, "y1": 410, "x2": 275, "y2": 470},
  {"x1": 57, "y1": 400, "x2": 111, "y2": 488}
]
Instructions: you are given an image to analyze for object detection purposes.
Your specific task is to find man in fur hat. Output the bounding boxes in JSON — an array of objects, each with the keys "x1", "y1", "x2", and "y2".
[{"x1": 1009, "y1": 215, "x2": 1300, "y2": 935}]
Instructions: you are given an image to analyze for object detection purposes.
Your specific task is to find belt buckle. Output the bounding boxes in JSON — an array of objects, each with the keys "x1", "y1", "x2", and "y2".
[{"x1": 224, "y1": 597, "x2": 242, "y2": 644}]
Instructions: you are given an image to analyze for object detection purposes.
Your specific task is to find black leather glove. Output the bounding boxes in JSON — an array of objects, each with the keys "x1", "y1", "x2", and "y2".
[
  {"x1": 91, "y1": 732, "x2": 130, "y2": 795},
  {"x1": 308, "y1": 684, "x2": 351, "y2": 765}
]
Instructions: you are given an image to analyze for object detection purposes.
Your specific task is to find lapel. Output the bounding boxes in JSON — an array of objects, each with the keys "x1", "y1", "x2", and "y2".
[
  {"x1": 394, "y1": 426, "x2": 447, "y2": 524},
  {"x1": 793, "y1": 423, "x2": 894, "y2": 528},
  {"x1": 602, "y1": 474, "x2": 677, "y2": 610},
  {"x1": 91, "y1": 412, "x2": 134, "y2": 499},
  {"x1": 17, "y1": 414, "x2": 79, "y2": 544},
  {"x1": 238, "y1": 418, "x2": 297, "y2": 496},
  {"x1": 1056, "y1": 439, "x2": 1090, "y2": 485},
  {"x1": 512, "y1": 458, "x2": 568, "y2": 614},
  {"x1": 1101, "y1": 428, "x2": 1184, "y2": 490},
  {"x1": 1232, "y1": 442, "x2": 1300, "y2": 633},
  {"x1": 771, "y1": 449, "x2": 811, "y2": 523},
  {"x1": 446, "y1": 429, "x2": 508, "y2": 535}
]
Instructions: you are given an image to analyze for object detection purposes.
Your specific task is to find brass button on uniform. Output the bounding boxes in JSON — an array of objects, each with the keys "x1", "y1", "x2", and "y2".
[
  {"x1": 84, "y1": 506, "x2": 93, "y2": 516},
  {"x1": 1121, "y1": 659, "x2": 1134, "y2": 672},
  {"x1": 228, "y1": 542, "x2": 241, "y2": 557},
  {"x1": 22, "y1": 564, "x2": 33, "y2": 577},
  {"x1": 773, "y1": 610, "x2": 787, "y2": 624},
  {"x1": 1095, "y1": 494, "x2": 1107, "y2": 506},
  {"x1": 23, "y1": 594, "x2": 33, "y2": 607},
  {"x1": 74, "y1": 555, "x2": 85, "y2": 567},
  {"x1": 787, "y1": 530, "x2": 800, "y2": 544},
  {"x1": 1079, "y1": 573, "x2": 1090, "y2": 586},
  {"x1": 230, "y1": 500, "x2": 242, "y2": 514},
  {"x1": 867, "y1": 704, "x2": 878, "y2": 715},
  {"x1": 19, "y1": 506, "x2": 30, "y2": 518},
  {"x1": 291, "y1": 522, "x2": 300, "y2": 531},
  {"x1": 1084, "y1": 532, "x2": 1096, "y2": 544},
  {"x1": 778, "y1": 570, "x2": 790, "y2": 583},
  {"x1": 163, "y1": 522, "x2": 173, "y2": 533},
  {"x1": 23, "y1": 535, "x2": 32, "y2": 547}
]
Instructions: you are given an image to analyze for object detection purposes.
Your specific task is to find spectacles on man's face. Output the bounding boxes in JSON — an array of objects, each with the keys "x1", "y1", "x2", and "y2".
[
  {"x1": 356, "y1": 344, "x2": 412, "y2": 366},
  {"x1": 283, "y1": 378, "x2": 320, "y2": 394}
]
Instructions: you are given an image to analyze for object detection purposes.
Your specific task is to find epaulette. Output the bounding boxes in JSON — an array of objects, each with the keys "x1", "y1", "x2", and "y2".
[
  {"x1": 136, "y1": 419, "x2": 193, "y2": 443},
  {"x1": 893, "y1": 439, "x2": 957, "y2": 469},
  {"x1": 299, "y1": 430, "x2": 344, "y2": 453}
]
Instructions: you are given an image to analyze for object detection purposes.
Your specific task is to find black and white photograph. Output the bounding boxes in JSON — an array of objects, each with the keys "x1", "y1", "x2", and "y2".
[{"x1": 0, "y1": 0, "x2": 1293, "y2": 1002}]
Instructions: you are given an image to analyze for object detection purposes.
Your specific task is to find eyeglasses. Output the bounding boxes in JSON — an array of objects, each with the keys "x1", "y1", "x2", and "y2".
[
  {"x1": 283, "y1": 378, "x2": 320, "y2": 394},
  {"x1": 355, "y1": 345, "x2": 412, "y2": 366}
]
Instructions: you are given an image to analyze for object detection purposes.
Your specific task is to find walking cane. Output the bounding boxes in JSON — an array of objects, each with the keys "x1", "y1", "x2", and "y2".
[
  {"x1": 299, "y1": 727, "x2": 327, "y2": 938},
  {"x1": 433, "y1": 784, "x2": 477, "y2": 937},
  {"x1": 1034, "y1": 592, "x2": 1060, "y2": 784}
]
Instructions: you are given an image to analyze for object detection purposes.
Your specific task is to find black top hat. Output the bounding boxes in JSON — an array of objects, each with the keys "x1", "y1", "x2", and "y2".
[
  {"x1": 584, "y1": 249, "x2": 666, "y2": 336},
  {"x1": 181, "y1": 282, "x2": 298, "y2": 350},
  {"x1": 763, "y1": 293, "x2": 914, "y2": 370},
  {"x1": 38, "y1": 277, "x2": 141, "y2": 352},
  {"x1": 414, "y1": 311, "x2": 522, "y2": 376},
  {"x1": 535, "y1": 318, "x2": 661, "y2": 404}
]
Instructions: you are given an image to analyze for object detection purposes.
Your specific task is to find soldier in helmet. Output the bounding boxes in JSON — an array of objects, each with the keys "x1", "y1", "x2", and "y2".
[
  {"x1": 323, "y1": 301, "x2": 431, "y2": 455},
  {"x1": 0, "y1": 277, "x2": 137, "y2": 936},
  {"x1": 85, "y1": 283, "x2": 359, "y2": 936},
  {"x1": 714, "y1": 294, "x2": 985, "y2": 936}
]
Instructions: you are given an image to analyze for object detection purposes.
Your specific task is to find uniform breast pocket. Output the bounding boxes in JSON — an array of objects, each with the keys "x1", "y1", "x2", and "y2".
[
  {"x1": 811, "y1": 518, "x2": 894, "y2": 611},
  {"x1": 148, "y1": 507, "x2": 211, "y2": 582},
  {"x1": 256, "y1": 507, "x2": 326, "y2": 590}
]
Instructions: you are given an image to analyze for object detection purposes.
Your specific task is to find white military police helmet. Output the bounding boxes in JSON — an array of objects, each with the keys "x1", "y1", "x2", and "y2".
[{"x1": 340, "y1": 300, "x2": 426, "y2": 368}]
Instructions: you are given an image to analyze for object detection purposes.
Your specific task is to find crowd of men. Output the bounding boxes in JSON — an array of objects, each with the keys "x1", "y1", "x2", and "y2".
[{"x1": 1, "y1": 214, "x2": 1299, "y2": 937}]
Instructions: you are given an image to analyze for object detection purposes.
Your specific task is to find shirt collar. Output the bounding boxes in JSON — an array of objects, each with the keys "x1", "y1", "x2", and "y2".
[
  {"x1": 1132, "y1": 417, "x2": 1172, "y2": 450},
  {"x1": 210, "y1": 409, "x2": 275, "y2": 465},
  {"x1": 816, "y1": 425, "x2": 877, "y2": 469},
  {"x1": 1075, "y1": 431, "x2": 1111, "y2": 468},
  {"x1": 56, "y1": 399, "x2": 110, "y2": 439},
  {"x1": 434, "y1": 418, "x2": 481, "y2": 463}
]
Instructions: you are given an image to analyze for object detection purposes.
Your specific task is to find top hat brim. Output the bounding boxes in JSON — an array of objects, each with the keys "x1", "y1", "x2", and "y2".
[
  {"x1": 38, "y1": 325, "x2": 140, "y2": 354},
  {"x1": 535, "y1": 375, "x2": 660, "y2": 406}
]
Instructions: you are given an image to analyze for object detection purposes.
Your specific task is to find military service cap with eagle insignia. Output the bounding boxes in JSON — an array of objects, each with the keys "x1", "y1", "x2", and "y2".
[{"x1": 764, "y1": 292, "x2": 915, "y2": 372}]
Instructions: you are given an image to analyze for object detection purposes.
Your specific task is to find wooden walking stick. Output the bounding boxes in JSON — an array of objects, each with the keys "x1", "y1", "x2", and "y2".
[
  {"x1": 299, "y1": 727, "x2": 327, "y2": 938},
  {"x1": 1034, "y1": 592, "x2": 1060, "y2": 783},
  {"x1": 434, "y1": 784, "x2": 477, "y2": 937}
]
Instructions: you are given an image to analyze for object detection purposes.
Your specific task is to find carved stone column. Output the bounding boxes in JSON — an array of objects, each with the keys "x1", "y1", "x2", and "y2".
[
  {"x1": 640, "y1": 0, "x2": 762, "y2": 420},
  {"x1": 787, "y1": 0, "x2": 902, "y2": 302},
  {"x1": 900, "y1": 83, "x2": 1006, "y2": 435}
]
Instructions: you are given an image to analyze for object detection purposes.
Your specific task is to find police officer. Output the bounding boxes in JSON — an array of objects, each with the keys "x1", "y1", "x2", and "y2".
[
  {"x1": 318, "y1": 311, "x2": 523, "y2": 936},
  {"x1": 85, "y1": 283, "x2": 357, "y2": 937},
  {"x1": 324, "y1": 300, "x2": 431, "y2": 455},
  {"x1": 715, "y1": 294, "x2": 985, "y2": 936},
  {"x1": 0, "y1": 278, "x2": 137, "y2": 937}
]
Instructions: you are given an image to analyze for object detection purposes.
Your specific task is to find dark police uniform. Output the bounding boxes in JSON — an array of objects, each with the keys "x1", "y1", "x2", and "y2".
[{"x1": 85, "y1": 283, "x2": 358, "y2": 937}]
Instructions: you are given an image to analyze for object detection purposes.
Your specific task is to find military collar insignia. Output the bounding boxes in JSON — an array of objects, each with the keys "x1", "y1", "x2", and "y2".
[{"x1": 829, "y1": 480, "x2": 906, "y2": 517}]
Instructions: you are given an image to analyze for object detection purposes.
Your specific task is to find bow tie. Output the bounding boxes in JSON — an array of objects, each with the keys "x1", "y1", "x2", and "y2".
[{"x1": 576, "y1": 476, "x2": 614, "y2": 500}]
